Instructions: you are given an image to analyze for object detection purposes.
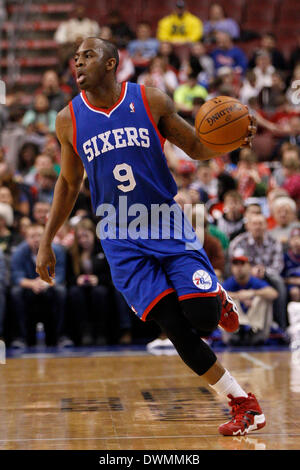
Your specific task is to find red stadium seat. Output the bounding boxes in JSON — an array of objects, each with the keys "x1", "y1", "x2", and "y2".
[
  {"x1": 0, "y1": 57, "x2": 59, "y2": 67},
  {"x1": 2, "y1": 21, "x2": 61, "y2": 32},
  {"x1": 8, "y1": 4, "x2": 74, "y2": 15},
  {"x1": 0, "y1": 39, "x2": 58, "y2": 50},
  {"x1": 242, "y1": 20, "x2": 275, "y2": 35},
  {"x1": 244, "y1": 5, "x2": 276, "y2": 23}
]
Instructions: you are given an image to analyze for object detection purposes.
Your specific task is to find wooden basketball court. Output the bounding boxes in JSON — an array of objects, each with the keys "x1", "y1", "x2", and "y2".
[{"x1": 0, "y1": 349, "x2": 299, "y2": 450}]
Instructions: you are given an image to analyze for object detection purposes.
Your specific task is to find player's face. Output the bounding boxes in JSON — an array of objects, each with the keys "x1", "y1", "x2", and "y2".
[{"x1": 74, "y1": 41, "x2": 109, "y2": 90}]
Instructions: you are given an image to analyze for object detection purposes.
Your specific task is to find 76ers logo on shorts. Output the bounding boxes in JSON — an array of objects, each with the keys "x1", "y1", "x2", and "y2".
[{"x1": 192, "y1": 270, "x2": 212, "y2": 290}]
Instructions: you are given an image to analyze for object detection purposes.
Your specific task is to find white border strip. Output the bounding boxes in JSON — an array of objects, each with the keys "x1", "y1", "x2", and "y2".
[{"x1": 80, "y1": 82, "x2": 128, "y2": 117}]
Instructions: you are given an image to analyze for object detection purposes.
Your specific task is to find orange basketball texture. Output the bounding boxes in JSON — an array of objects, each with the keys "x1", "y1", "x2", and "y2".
[{"x1": 195, "y1": 96, "x2": 250, "y2": 153}]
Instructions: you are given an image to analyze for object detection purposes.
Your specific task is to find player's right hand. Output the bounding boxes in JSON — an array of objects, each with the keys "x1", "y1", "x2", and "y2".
[{"x1": 36, "y1": 244, "x2": 56, "y2": 285}]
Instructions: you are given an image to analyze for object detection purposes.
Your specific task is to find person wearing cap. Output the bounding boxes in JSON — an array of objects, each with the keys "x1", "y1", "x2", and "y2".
[
  {"x1": 157, "y1": 1, "x2": 203, "y2": 44},
  {"x1": 229, "y1": 213, "x2": 287, "y2": 330},
  {"x1": 222, "y1": 250, "x2": 278, "y2": 346}
]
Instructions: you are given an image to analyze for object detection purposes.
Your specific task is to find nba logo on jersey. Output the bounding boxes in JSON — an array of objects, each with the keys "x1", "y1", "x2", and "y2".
[
  {"x1": 192, "y1": 270, "x2": 212, "y2": 290},
  {"x1": 129, "y1": 102, "x2": 135, "y2": 113}
]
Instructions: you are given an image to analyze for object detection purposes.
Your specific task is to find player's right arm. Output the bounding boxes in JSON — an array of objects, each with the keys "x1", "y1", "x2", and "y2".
[{"x1": 36, "y1": 106, "x2": 84, "y2": 284}]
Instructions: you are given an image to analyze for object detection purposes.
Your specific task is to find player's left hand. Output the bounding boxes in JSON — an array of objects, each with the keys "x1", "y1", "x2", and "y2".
[{"x1": 241, "y1": 115, "x2": 257, "y2": 148}]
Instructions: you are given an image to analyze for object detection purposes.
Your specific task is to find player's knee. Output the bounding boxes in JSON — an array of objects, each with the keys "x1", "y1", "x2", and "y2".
[{"x1": 180, "y1": 296, "x2": 221, "y2": 335}]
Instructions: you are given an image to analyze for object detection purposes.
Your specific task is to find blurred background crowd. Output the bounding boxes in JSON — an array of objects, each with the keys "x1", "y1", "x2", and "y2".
[{"x1": 0, "y1": 0, "x2": 299, "y2": 350}]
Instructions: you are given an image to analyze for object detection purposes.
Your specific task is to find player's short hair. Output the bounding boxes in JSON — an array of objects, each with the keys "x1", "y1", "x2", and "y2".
[
  {"x1": 80, "y1": 37, "x2": 119, "y2": 72},
  {"x1": 224, "y1": 190, "x2": 244, "y2": 204}
]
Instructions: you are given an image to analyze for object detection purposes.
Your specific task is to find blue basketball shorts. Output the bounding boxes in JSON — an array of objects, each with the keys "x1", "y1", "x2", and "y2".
[{"x1": 101, "y1": 234, "x2": 219, "y2": 322}]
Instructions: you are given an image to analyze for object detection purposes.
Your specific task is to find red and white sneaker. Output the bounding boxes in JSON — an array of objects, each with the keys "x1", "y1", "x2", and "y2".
[
  {"x1": 219, "y1": 393, "x2": 266, "y2": 436},
  {"x1": 218, "y1": 284, "x2": 240, "y2": 333}
]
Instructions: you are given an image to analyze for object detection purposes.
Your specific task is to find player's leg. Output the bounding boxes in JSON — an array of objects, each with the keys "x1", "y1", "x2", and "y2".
[{"x1": 148, "y1": 292, "x2": 266, "y2": 436}]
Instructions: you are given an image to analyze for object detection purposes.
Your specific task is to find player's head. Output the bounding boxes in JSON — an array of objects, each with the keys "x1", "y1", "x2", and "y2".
[{"x1": 74, "y1": 37, "x2": 119, "y2": 90}]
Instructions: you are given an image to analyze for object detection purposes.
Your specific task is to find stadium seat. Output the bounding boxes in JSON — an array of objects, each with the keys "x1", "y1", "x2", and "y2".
[
  {"x1": 7, "y1": 4, "x2": 74, "y2": 15},
  {"x1": 2, "y1": 20, "x2": 61, "y2": 32},
  {"x1": 0, "y1": 57, "x2": 59, "y2": 67},
  {"x1": 244, "y1": 5, "x2": 275, "y2": 24},
  {"x1": 0, "y1": 39, "x2": 58, "y2": 50},
  {"x1": 242, "y1": 20, "x2": 275, "y2": 35}
]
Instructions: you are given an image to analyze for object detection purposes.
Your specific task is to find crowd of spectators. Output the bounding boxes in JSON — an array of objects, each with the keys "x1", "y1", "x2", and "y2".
[{"x1": 0, "y1": 0, "x2": 299, "y2": 349}]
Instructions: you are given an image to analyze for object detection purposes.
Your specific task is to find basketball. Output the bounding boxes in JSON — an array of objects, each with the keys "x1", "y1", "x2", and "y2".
[{"x1": 195, "y1": 96, "x2": 250, "y2": 153}]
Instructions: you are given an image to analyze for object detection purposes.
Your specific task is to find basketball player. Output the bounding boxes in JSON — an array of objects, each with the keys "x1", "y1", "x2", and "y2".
[{"x1": 36, "y1": 37, "x2": 266, "y2": 436}]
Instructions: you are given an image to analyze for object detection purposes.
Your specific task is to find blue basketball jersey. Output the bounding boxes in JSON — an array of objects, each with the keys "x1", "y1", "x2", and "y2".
[
  {"x1": 69, "y1": 82, "x2": 220, "y2": 320},
  {"x1": 69, "y1": 82, "x2": 177, "y2": 216}
]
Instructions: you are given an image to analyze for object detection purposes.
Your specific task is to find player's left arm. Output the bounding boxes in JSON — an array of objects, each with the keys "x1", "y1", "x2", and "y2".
[{"x1": 145, "y1": 87, "x2": 256, "y2": 161}]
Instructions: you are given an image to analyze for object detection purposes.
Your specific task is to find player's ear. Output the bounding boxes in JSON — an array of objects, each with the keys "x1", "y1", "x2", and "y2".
[{"x1": 106, "y1": 57, "x2": 117, "y2": 72}]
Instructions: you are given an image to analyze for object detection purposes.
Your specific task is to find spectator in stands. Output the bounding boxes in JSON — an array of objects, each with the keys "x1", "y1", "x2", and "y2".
[
  {"x1": 257, "y1": 71, "x2": 286, "y2": 113},
  {"x1": 217, "y1": 190, "x2": 245, "y2": 241},
  {"x1": 189, "y1": 41, "x2": 215, "y2": 88},
  {"x1": 222, "y1": 249, "x2": 278, "y2": 346},
  {"x1": 266, "y1": 187, "x2": 290, "y2": 229},
  {"x1": 23, "y1": 153, "x2": 59, "y2": 188},
  {"x1": 128, "y1": 22, "x2": 159, "y2": 68},
  {"x1": 280, "y1": 116, "x2": 300, "y2": 148},
  {"x1": 174, "y1": 72, "x2": 208, "y2": 114},
  {"x1": 32, "y1": 201, "x2": 51, "y2": 226},
  {"x1": 206, "y1": 171, "x2": 237, "y2": 220},
  {"x1": 1, "y1": 105, "x2": 27, "y2": 174},
  {"x1": 138, "y1": 56, "x2": 178, "y2": 95},
  {"x1": 157, "y1": 0, "x2": 203, "y2": 44},
  {"x1": 0, "y1": 184, "x2": 30, "y2": 218},
  {"x1": 66, "y1": 218, "x2": 115, "y2": 346},
  {"x1": 0, "y1": 0, "x2": 7, "y2": 26},
  {"x1": 252, "y1": 51, "x2": 275, "y2": 92},
  {"x1": 210, "y1": 31, "x2": 248, "y2": 75},
  {"x1": 229, "y1": 213, "x2": 287, "y2": 330},
  {"x1": 107, "y1": 10, "x2": 135, "y2": 47},
  {"x1": 16, "y1": 142, "x2": 39, "y2": 182},
  {"x1": 10, "y1": 224, "x2": 66, "y2": 347},
  {"x1": 17, "y1": 216, "x2": 31, "y2": 240},
  {"x1": 22, "y1": 94, "x2": 57, "y2": 135},
  {"x1": 271, "y1": 145, "x2": 300, "y2": 187},
  {"x1": 204, "y1": 3, "x2": 240, "y2": 43},
  {"x1": 192, "y1": 161, "x2": 218, "y2": 200},
  {"x1": 282, "y1": 227, "x2": 300, "y2": 302},
  {"x1": 116, "y1": 47, "x2": 135, "y2": 83},
  {"x1": 249, "y1": 32, "x2": 286, "y2": 71},
  {"x1": 0, "y1": 202, "x2": 22, "y2": 256},
  {"x1": 239, "y1": 70, "x2": 259, "y2": 105},
  {"x1": 35, "y1": 167, "x2": 57, "y2": 205},
  {"x1": 0, "y1": 246, "x2": 6, "y2": 341},
  {"x1": 234, "y1": 148, "x2": 269, "y2": 199},
  {"x1": 269, "y1": 197, "x2": 299, "y2": 246},
  {"x1": 37, "y1": 70, "x2": 66, "y2": 113},
  {"x1": 158, "y1": 42, "x2": 181, "y2": 72},
  {"x1": 54, "y1": 4, "x2": 100, "y2": 45}
]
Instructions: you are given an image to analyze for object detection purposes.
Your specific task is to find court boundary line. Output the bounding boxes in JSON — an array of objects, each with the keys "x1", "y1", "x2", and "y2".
[
  {"x1": 0, "y1": 432, "x2": 296, "y2": 443},
  {"x1": 239, "y1": 352, "x2": 274, "y2": 370}
]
